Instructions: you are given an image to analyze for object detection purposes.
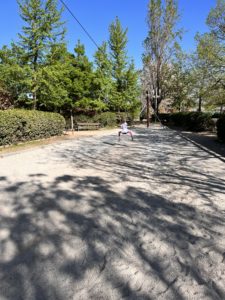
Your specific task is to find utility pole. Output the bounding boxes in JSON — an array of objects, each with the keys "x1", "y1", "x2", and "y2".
[{"x1": 146, "y1": 90, "x2": 150, "y2": 128}]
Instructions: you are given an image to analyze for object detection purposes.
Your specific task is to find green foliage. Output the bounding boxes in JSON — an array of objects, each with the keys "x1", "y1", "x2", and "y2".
[
  {"x1": 168, "y1": 48, "x2": 195, "y2": 111},
  {"x1": 0, "y1": 45, "x2": 32, "y2": 106},
  {"x1": 109, "y1": 17, "x2": 128, "y2": 81},
  {"x1": 68, "y1": 41, "x2": 105, "y2": 112},
  {"x1": 93, "y1": 42, "x2": 113, "y2": 107},
  {"x1": 93, "y1": 112, "x2": 117, "y2": 127},
  {"x1": 207, "y1": 0, "x2": 225, "y2": 40},
  {"x1": 0, "y1": 83, "x2": 13, "y2": 109},
  {"x1": 0, "y1": 109, "x2": 65, "y2": 145},
  {"x1": 169, "y1": 112, "x2": 214, "y2": 132},
  {"x1": 16, "y1": 0, "x2": 66, "y2": 109},
  {"x1": 0, "y1": 6, "x2": 140, "y2": 116},
  {"x1": 195, "y1": 0, "x2": 225, "y2": 110},
  {"x1": 73, "y1": 114, "x2": 94, "y2": 123},
  {"x1": 216, "y1": 114, "x2": 225, "y2": 141},
  {"x1": 108, "y1": 17, "x2": 140, "y2": 112}
]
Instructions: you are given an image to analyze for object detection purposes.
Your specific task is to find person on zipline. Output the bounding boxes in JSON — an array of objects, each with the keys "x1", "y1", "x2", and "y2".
[{"x1": 118, "y1": 120, "x2": 134, "y2": 141}]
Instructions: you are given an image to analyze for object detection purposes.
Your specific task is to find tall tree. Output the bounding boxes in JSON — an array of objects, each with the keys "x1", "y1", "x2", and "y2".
[
  {"x1": 123, "y1": 60, "x2": 140, "y2": 114},
  {"x1": 17, "y1": 0, "x2": 65, "y2": 109},
  {"x1": 168, "y1": 47, "x2": 194, "y2": 111},
  {"x1": 68, "y1": 40, "x2": 103, "y2": 112},
  {"x1": 108, "y1": 17, "x2": 128, "y2": 111},
  {"x1": 143, "y1": 0, "x2": 182, "y2": 113},
  {"x1": 196, "y1": 0, "x2": 225, "y2": 111},
  {"x1": 36, "y1": 44, "x2": 72, "y2": 111},
  {"x1": 93, "y1": 42, "x2": 112, "y2": 109},
  {"x1": 108, "y1": 17, "x2": 139, "y2": 113}
]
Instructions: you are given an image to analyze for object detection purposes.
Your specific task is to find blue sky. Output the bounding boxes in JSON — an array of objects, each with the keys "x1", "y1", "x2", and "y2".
[{"x1": 0, "y1": 0, "x2": 217, "y2": 69}]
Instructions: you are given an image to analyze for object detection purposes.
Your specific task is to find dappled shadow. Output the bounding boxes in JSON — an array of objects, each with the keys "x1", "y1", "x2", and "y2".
[
  {"x1": 0, "y1": 127, "x2": 225, "y2": 299},
  {"x1": 174, "y1": 129, "x2": 225, "y2": 163}
]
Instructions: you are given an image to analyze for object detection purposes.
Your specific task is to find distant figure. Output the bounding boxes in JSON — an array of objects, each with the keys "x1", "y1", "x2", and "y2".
[{"x1": 118, "y1": 120, "x2": 133, "y2": 141}]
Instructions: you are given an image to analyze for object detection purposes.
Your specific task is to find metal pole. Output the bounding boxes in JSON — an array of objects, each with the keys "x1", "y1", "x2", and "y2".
[{"x1": 146, "y1": 91, "x2": 150, "y2": 128}]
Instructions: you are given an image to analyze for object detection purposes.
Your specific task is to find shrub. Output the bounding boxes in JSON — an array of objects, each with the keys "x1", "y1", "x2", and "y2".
[
  {"x1": 152, "y1": 113, "x2": 171, "y2": 124},
  {"x1": 169, "y1": 112, "x2": 214, "y2": 132},
  {"x1": 93, "y1": 112, "x2": 117, "y2": 127},
  {"x1": 216, "y1": 114, "x2": 225, "y2": 141},
  {"x1": 74, "y1": 114, "x2": 93, "y2": 123},
  {"x1": 0, "y1": 109, "x2": 65, "y2": 146}
]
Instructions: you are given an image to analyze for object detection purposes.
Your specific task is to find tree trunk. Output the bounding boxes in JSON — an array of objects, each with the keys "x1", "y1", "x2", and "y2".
[
  {"x1": 32, "y1": 50, "x2": 38, "y2": 110},
  {"x1": 198, "y1": 95, "x2": 202, "y2": 112},
  {"x1": 70, "y1": 110, "x2": 74, "y2": 131}
]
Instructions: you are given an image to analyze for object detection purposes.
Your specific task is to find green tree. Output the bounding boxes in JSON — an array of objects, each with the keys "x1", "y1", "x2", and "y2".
[
  {"x1": 109, "y1": 17, "x2": 139, "y2": 112},
  {"x1": 36, "y1": 44, "x2": 72, "y2": 111},
  {"x1": 168, "y1": 48, "x2": 194, "y2": 111},
  {"x1": 108, "y1": 17, "x2": 128, "y2": 111},
  {"x1": 123, "y1": 60, "x2": 140, "y2": 114},
  {"x1": 196, "y1": 0, "x2": 225, "y2": 111},
  {"x1": 17, "y1": 0, "x2": 66, "y2": 109},
  {"x1": 0, "y1": 44, "x2": 32, "y2": 107},
  {"x1": 68, "y1": 40, "x2": 103, "y2": 112},
  {"x1": 93, "y1": 42, "x2": 113, "y2": 110}
]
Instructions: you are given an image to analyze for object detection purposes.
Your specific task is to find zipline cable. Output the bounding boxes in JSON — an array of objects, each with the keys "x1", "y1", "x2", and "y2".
[{"x1": 58, "y1": 0, "x2": 101, "y2": 51}]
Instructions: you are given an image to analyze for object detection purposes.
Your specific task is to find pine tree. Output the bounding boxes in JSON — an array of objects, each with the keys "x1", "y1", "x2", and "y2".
[
  {"x1": 108, "y1": 17, "x2": 129, "y2": 111},
  {"x1": 17, "y1": 0, "x2": 66, "y2": 109},
  {"x1": 123, "y1": 60, "x2": 140, "y2": 114},
  {"x1": 37, "y1": 44, "x2": 72, "y2": 111},
  {"x1": 68, "y1": 40, "x2": 103, "y2": 112},
  {"x1": 93, "y1": 42, "x2": 112, "y2": 110}
]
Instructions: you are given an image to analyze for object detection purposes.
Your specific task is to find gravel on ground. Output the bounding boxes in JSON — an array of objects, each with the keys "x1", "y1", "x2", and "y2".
[{"x1": 0, "y1": 125, "x2": 225, "y2": 300}]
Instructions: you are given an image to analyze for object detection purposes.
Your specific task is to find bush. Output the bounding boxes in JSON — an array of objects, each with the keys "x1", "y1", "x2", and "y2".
[
  {"x1": 93, "y1": 112, "x2": 117, "y2": 127},
  {"x1": 169, "y1": 112, "x2": 214, "y2": 132},
  {"x1": 74, "y1": 114, "x2": 93, "y2": 123},
  {"x1": 151, "y1": 113, "x2": 171, "y2": 124},
  {"x1": 71, "y1": 111, "x2": 134, "y2": 128},
  {"x1": 216, "y1": 114, "x2": 225, "y2": 141},
  {"x1": 0, "y1": 109, "x2": 65, "y2": 146}
]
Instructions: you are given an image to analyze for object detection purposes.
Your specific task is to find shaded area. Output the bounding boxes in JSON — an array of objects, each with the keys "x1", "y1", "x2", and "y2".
[
  {"x1": 174, "y1": 129, "x2": 225, "y2": 163},
  {"x1": 0, "y1": 127, "x2": 225, "y2": 299}
]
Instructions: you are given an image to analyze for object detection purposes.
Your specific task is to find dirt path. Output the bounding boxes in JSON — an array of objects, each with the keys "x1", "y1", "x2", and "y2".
[{"x1": 0, "y1": 126, "x2": 225, "y2": 299}]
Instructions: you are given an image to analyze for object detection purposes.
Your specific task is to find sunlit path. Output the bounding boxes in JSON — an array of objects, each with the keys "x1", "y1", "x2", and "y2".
[{"x1": 1, "y1": 126, "x2": 225, "y2": 300}]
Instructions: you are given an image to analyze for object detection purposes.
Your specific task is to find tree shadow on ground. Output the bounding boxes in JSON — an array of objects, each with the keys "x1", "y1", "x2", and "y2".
[
  {"x1": 0, "y1": 127, "x2": 225, "y2": 299},
  {"x1": 172, "y1": 129, "x2": 225, "y2": 163}
]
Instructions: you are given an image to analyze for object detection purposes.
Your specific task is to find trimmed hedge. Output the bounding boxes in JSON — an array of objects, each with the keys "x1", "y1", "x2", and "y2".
[
  {"x1": 72, "y1": 112, "x2": 132, "y2": 128},
  {"x1": 0, "y1": 109, "x2": 65, "y2": 146},
  {"x1": 169, "y1": 112, "x2": 214, "y2": 132},
  {"x1": 216, "y1": 114, "x2": 225, "y2": 141}
]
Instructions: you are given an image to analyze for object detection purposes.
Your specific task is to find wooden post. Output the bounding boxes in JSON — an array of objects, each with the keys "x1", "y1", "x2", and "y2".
[{"x1": 70, "y1": 110, "x2": 74, "y2": 133}]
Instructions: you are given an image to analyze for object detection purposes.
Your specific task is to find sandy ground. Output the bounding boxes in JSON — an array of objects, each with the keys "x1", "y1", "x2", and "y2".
[{"x1": 0, "y1": 126, "x2": 225, "y2": 300}]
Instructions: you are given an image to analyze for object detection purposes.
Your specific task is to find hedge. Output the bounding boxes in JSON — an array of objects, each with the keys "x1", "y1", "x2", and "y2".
[
  {"x1": 169, "y1": 112, "x2": 214, "y2": 132},
  {"x1": 0, "y1": 109, "x2": 65, "y2": 146},
  {"x1": 216, "y1": 114, "x2": 225, "y2": 141},
  {"x1": 93, "y1": 112, "x2": 117, "y2": 127},
  {"x1": 72, "y1": 112, "x2": 133, "y2": 128}
]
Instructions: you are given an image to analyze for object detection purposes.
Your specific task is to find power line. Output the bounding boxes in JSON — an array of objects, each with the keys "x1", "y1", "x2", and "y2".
[{"x1": 58, "y1": 0, "x2": 101, "y2": 51}]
